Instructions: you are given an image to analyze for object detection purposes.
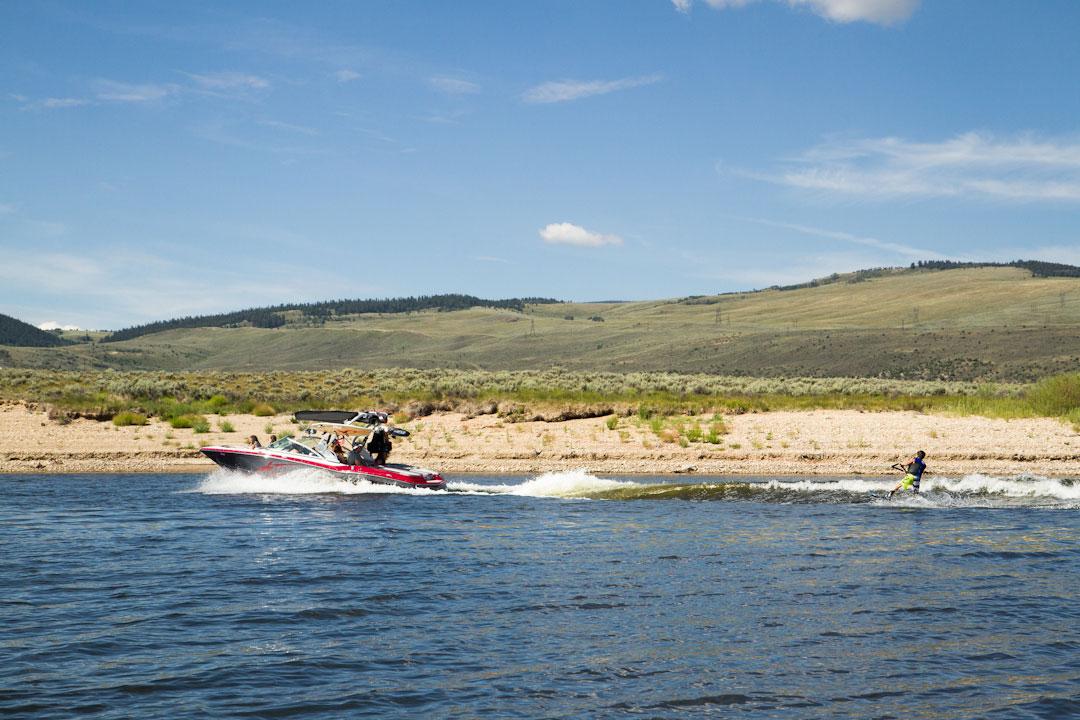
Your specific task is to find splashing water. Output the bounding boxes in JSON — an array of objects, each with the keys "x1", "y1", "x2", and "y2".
[{"x1": 194, "y1": 468, "x2": 427, "y2": 495}]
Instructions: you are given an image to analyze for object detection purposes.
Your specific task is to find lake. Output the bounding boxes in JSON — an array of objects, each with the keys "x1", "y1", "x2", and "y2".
[{"x1": 2, "y1": 470, "x2": 1078, "y2": 718}]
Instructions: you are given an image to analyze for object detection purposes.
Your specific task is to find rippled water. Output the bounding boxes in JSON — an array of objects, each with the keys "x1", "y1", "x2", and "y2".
[{"x1": 2, "y1": 470, "x2": 1078, "y2": 718}]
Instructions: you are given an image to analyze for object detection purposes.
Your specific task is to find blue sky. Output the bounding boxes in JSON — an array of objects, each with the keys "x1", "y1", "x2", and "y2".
[{"x1": 3, "y1": 0, "x2": 1080, "y2": 329}]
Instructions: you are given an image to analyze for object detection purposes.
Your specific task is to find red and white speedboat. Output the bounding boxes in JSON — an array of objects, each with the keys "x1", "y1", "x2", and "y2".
[{"x1": 200, "y1": 410, "x2": 445, "y2": 490}]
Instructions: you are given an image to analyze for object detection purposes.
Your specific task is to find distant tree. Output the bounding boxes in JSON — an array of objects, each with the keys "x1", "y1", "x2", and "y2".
[
  {"x1": 103, "y1": 295, "x2": 563, "y2": 342},
  {"x1": 0, "y1": 313, "x2": 72, "y2": 347}
]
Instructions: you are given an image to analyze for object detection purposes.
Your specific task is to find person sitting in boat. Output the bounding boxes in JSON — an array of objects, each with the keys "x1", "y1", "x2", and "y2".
[
  {"x1": 367, "y1": 427, "x2": 392, "y2": 465},
  {"x1": 248, "y1": 435, "x2": 262, "y2": 449},
  {"x1": 329, "y1": 437, "x2": 350, "y2": 465}
]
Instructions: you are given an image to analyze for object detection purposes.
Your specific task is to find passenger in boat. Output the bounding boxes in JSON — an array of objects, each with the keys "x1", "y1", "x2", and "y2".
[
  {"x1": 347, "y1": 443, "x2": 374, "y2": 466},
  {"x1": 269, "y1": 435, "x2": 278, "y2": 444},
  {"x1": 248, "y1": 435, "x2": 262, "y2": 449},
  {"x1": 367, "y1": 428, "x2": 392, "y2": 465}
]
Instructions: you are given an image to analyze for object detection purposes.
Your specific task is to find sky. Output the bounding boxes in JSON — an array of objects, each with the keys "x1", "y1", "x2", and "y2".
[{"x1": 3, "y1": 0, "x2": 1080, "y2": 330}]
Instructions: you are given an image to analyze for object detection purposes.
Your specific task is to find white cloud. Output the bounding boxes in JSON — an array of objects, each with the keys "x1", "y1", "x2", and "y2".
[
  {"x1": 334, "y1": 69, "x2": 362, "y2": 83},
  {"x1": 539, "y1": 222, "x2": 623, "y2": 247},
  {"x1": 679, "y1": 0, "x2": 920, "y2": 25},
  {"x1": 430, "y1": 76, "x2": 481, "y2": 95},
  {"x1": 522, "y1": 74, "x2": 662, "y2": 104},
  {"x1": 95, "y1": 79, "x2": 180, "y2": 103},
  {"x1": 790, "y1": 0, "x2": 920, "y2": 24},
  {"x1": 757, "y1": 132, "x2": 1080, "y2": 203}
]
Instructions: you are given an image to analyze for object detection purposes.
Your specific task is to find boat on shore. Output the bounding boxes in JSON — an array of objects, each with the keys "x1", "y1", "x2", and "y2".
[{"x1": 200, "y1": 410, "x2": 445, "y2": 490}]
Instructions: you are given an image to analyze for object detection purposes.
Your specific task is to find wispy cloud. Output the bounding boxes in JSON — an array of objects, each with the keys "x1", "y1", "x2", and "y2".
[
  {"x1": 753, "y1": 132, "x2": 1080, "y2": 203},
  {"x1": 675, "y1": 0, "x2": 921, "y2": 25},
  {"x1": 0, "y1": 245, "x2": 378, "y2": 329},
  {"x1": 475, "y1": 255, "x2": 513, "y2": 264},
  {"x1": 192, "y1": 120, "x2": 325, "y2": 157},
  {"x1": 522, "y1": 73, "x2": 662, "y2": 104},
  {"x1": 334, "y1": 69, "x2": 362, "y2": 83},
  {"x1": 539, "y1": 222, "x2": 623, "y2": 247},
  {"x1": 430, "y1": 76, "x2": 481, "y2": 96},
  {"x1": 17, "y1": 96, "x2": 90, "y2": 111},
  {"x1": 258, "y1": 119, "x2": 319, "y2": 136},
  {"x1": 27, "y1": 220, "x2": 69, "y2": 238},
  {"x1": 738, "y1": 216, "x2": 945, "y2": 259},
  {"x1": 95, "y1": 79, "x2": 181, "y2": 103},
  {"x1": 0, "y1": 203, "x2": 15, "y2": 215},
  {"x1": 185, "y1": 71, "x2": 270, "y2": 91}
]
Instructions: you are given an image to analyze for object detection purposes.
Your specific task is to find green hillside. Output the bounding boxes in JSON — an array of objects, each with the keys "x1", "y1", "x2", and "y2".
[{"x1": 5, "y1": 266, "x2": 1080, "y2": 381}]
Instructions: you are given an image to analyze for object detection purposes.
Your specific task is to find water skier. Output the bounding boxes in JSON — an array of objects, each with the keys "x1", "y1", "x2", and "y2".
[{"x1": 888, "y1": 450, "x2": 927, "y2": 498}]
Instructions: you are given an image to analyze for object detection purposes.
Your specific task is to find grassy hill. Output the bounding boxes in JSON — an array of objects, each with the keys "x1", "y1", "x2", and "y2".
[{"x1": 5, "y1": 266, "x2": 1080, "y2": 381}]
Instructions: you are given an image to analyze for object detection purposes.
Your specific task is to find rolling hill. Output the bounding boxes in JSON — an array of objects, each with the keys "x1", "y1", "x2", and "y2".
[{"x1": 4, "y1": 266, "x2": 1080, "y2": 382}]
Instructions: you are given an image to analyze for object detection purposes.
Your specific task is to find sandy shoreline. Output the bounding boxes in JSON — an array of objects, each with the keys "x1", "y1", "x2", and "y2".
[{"x1": 1, "y1": 403, "x2": 1078, "y2": 477}]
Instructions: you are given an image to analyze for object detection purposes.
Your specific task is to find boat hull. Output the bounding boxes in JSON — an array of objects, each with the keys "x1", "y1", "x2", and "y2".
[{"x1": 200, "y1": 446, "x2": 446, "y2": 490}]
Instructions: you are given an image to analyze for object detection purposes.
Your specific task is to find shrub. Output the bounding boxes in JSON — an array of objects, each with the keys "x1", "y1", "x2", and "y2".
[
  {"x1": 113, "y1": 411, "x2": 148, "y2": 427},
  {"x1": 191, "y1": 417, "x2": 211, "y2": 433},
  {"x1": 252, "y1": 403, "x2": 276, "y2": 416},
  {"x1": 1026, "y1": 373, "x2": 1080, "y2": 417},
  {"x1": 605, "y1": 416, "x2": 619, "y2": 431},
  {"x1": 219, "y1": 420, "x2": 235, "y2": 432},
  {"x1": 686, "y1": 421, "x2": 703, "y2": 443},
  {"x1": 169, "y1": 414, "x2": 206, "y2": 429}
]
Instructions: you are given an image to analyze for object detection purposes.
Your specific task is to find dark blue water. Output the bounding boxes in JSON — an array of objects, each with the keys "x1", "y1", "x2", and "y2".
[{"x1": 2, "y1": 471, "x2": 1078, "y2": 719}]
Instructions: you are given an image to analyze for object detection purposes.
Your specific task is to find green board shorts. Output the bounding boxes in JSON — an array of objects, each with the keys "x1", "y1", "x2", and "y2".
[{"x1": 900, "y1": 473, "x2": 916, "y2": 489}]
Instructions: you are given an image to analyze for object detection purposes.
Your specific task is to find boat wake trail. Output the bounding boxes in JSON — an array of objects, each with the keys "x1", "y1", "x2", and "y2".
[
  {"x1": 452, "y1": 470, "x2": 1080, "y2": 508},
  {"x1": 192, "y1": 468, "x2": 1078, "y2": 508},
  {"x1": 449, "y1": 469, "x2": 651, "y2": 497}
]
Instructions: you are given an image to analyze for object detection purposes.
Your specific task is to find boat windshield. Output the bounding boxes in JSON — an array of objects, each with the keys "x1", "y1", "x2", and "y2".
[{"x1": 267, "y1": 436, "x2": 319, "y2": 456}]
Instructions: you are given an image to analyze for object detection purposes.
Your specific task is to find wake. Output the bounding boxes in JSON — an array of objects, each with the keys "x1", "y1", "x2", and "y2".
[{"x1": 191, "y1": 468, "x2": 1078, "y2": 508}]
